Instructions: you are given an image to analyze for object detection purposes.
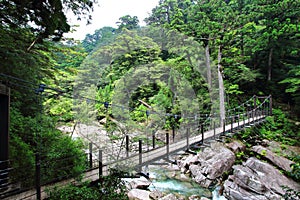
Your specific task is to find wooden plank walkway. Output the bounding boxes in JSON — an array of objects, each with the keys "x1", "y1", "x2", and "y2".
[{"x1": 86, "y1": 115, "x2": 266, "y2": 177}]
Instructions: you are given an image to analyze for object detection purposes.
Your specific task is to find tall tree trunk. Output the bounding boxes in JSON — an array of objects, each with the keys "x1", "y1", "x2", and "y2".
[
  {"x1": 205, "y1": 42, "x2": 212, "y2": 90},
  {"x1": 218, "y1": 45, "x2": 226, "y2": 125},
  {"x1": 268, "y1": 48, "x2": 273, "y2": 81}
]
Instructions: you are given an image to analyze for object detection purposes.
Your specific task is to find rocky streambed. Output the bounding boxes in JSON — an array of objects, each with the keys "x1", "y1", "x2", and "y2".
[{"x1": 125, "y1": 140, "x2": 300, "y2": 200}]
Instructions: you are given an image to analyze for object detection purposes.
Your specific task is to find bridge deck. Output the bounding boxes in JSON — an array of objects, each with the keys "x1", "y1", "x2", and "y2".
[{"x1": 84, "y1": 115, "x2": 265, "y2": 179}]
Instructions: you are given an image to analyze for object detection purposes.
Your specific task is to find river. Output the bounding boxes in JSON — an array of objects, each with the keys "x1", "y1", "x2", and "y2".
[{"x1": 146, "y1": 164, "x2": 227, "y2": 199}]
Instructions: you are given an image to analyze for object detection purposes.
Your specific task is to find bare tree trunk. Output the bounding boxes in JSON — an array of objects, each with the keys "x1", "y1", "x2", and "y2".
[
  {"x1": 218, "y1": 45, "x2": 226, "y2": 125},
  {"x1": 268, "y1": 48, "x2": 273, "y2": 81},
  {"x1": 205, "y1": 43, "x2": 212, "y2": 90}
]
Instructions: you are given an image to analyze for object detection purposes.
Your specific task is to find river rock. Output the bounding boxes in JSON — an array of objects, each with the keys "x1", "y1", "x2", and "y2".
[
  {"x1": 150, "y1": 190, "x2": 164, "y2": 200},
  {"x1": 130, "y1": 179, "x2": 151, "y2": 190},
  {"x1": 187, "y1": 142, "x2": 235, "y2": 188},
  {"x1": 128, "y1": 188, "x2": 151, "y2": 200},
  {"x1": 223, "y1": 157, "x2": 300, "y2": 200},
  {"x1": 226, "y1": 140, "x2": 246, "y2": 153},
  {"x1": 177, "y1": 154, "x2": 199, "y2": 170},
  {"x1": 159, "y1": 193, "x2": 181, "y2": 200},
  {"x1": 188, "y1": 195, "x2": 201, "y2": 200},
  {"x1": 251, "y1": 145, "x2": 294, "y2": 172},
  {"x1": 200, "y1": 198, "x2": 210, "y2": 200}
]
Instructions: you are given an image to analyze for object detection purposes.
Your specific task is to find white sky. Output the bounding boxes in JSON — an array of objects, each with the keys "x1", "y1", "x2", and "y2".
[{"x1": 65, "y1": 0, "x2": 159, "y2": 40}]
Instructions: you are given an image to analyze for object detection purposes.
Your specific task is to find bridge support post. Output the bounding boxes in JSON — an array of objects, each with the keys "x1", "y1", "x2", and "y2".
[
  {"x1": 213, "y1": 122, "x2": 216, "y2": 140},
  {"x1": 269, "y1": 95, "x2": 272, "y2": 116},
  {"x1": 222, "y1": 119, "x2": 226, "y2": 135},
  {"x1": 152, "y1": 131, "x2": 155, "y2": 149},
  {"x1": 0, "y1": 84, "x2": 10, "y2": 192},
  {"x1": 172, "y1": 127, "x2": 175, "y2": 142},
  {"x1": 35, "y1": 153, "x2": 41, "y2": 200},
  {"x1": 186, "y1": 128, "x2": 190, "y2": 151},
  {"x1": 230, "y1": 116, "x2": 233, "y2": 133},
  {"x1": 99, "y1": 150, "x2": 103, "y2": 176},
  {"x1": 248, "y1": 112, "x2": 250, "y2": 125},
  {"x1": 126, "y1": 135, "x2": 129, "y2": 157},
  {"x1": 166, "y1": 132, "x2": 169, "y2": 160},
  {"x1": 89, "y1": 143, "x2": 93, "y2": 168},
  {"x1": 138, "y1": 140, "x2": 142, "y2": 172},
  {"x1": 201, "y1": 124, "x2": 204, "y2": 144}
]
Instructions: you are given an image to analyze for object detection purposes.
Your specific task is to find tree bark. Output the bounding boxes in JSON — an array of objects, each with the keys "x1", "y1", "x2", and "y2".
[
  {"x1": 268, "y1": 48, "x2": 273, "y2": 81},
  {"x1": 218, "y1": 45, "x2": 226, "y2": 125},
  {"x1": 205, "y1": 42, "x2": 212, "y2": 90}
]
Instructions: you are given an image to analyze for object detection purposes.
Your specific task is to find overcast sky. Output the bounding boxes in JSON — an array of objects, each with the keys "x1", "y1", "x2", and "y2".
[{"x1": 65, "y1": 0, "x2": 159, "y2": 40}]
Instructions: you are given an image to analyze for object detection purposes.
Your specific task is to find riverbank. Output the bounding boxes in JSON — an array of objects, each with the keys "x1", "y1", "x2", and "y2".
[{"x1": 125, "y1": 139, "x2": 300, "y2": 200}]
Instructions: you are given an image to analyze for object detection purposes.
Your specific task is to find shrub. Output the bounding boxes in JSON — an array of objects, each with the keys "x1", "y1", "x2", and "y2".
[{"x1": 47, "y1": 182, "x2": 99, "y2": 200}]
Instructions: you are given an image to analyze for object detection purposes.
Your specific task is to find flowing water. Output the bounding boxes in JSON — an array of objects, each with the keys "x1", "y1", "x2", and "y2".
[
  {"x1": 145, "y1": 165, "x2": 227, "y2": 199},
  {"x1": 147, "y1": 165, "x2": 213, "y2": 198}
]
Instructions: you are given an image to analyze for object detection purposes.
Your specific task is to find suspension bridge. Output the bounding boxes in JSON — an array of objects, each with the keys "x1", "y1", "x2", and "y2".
[
  {"x1": 84, "y1": 95, "x2": 271, "y2": 178},
  {"x1": 0, "y1": 76, "x2": 272, "y2": 200}
]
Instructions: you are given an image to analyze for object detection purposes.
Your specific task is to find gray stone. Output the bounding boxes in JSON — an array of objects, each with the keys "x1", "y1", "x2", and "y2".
[
  {"x1": 130, "y1": 179, "x2": 151, "y2": 190},
  {"x1": 226, "y1": 140, "x2": 246, "y2": 153},
  {"x1": 223, "y1": 180, "x2": 281, "y2": 200},
  {"x1": 252, "y1": 145, "x2": 294, "y2": 172},
  {"x1": 179, "y1": 173, "x2": 190, "y2": 181},
  {"x1": 150, "y1": 190, "x2": 164, "y2": 200},
  {"x1": 223, "y1": 157, "x2": 300, "y2": 200},
  {"x1": 177, "y1": 154, "x2": 198, "y2": 169},
  {"x1": 179, "y1": 142, "x2": 235, "y2": 188},
  {"x1": 159, "y1": 193, "x2": 179, "y2": 200},
  {"x1": 200, "y1": 198, "x2": 210, "y2": 200},
  {"x1": 188, "y1": 195, "x2": 202, "y2": 200},
  {"x1": 128, "y1": 188, "x2": 151, "y2": 200}
]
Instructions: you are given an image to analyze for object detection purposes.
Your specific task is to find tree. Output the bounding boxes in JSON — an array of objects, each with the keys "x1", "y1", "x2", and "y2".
[
  {"x1": 0, "y1": 0, "x2": 97, "y2": 41},
  {"x1": 116, "y1": 15, "x2": 140, "y2": 31},
  {"x1": 82, "y1": 27, "x2": 116, "y2": 52},
  {"x1": 251, "y1": 0, "x2": 300, "y2": 82}
]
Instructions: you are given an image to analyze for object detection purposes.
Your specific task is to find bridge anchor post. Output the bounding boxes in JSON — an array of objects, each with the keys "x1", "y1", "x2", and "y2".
[
  {"x1": 126, "y1": 135, "x2": 129, "y2": 157},
  {"x1": 0, "y1": 84, "x2": 10, "y2": 193},
  {"x1": 166, "y1": 132, "x2": 169, "y2": 160},
  {"x1": 186, "y1": 128, "x2": 190, "y2": 151},
  {"x1": 213, "y1": 122, "x2": 216, "y2": 140},
  {"x1": 152, "y1": 131, "x2": 155, "y2": 149},
  {"x1": 89, "y1": 143, "x2": 93, "y2": 168},
  {"x1": 201, "y1": 124, "x2": 204, "y2": 144},
  {"x1": 138, "y1": 140, "x2": 142, "y2": 172},
  {"x1": 99, "y1": 150, "x2": 103, "y2": 176}
]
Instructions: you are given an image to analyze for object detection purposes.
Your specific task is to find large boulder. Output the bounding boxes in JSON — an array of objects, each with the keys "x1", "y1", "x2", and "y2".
[
  {"x1": 226, "y1": 140, "x2": 246, "y2": 153},
  {"x1": 251, "y1": 145, "x2": 294, "y2": 172},
  {"x1": 150, "y1": 190, "x2": 164, "y2": 200},
  {"x1": 123, "y1": 177, "x2": 151, "y2": 190},
  {"x1": 128, "y1": 188, "x2": 151, "y2": 200},
  {"x1": 181, "y1": 142, "x2": 235, "y2": 188},
  {"x1": 177, "y1": 154, "x2": 199, "y2": 173},
  {"x1": 223, "y1": 157, "x2": 300, "y2": 200},
  {"x1": 159, "y1": 193, "x2": 182, "y2": 200},
  {"x1": 130, "y1": 179, "x2": 151, "y2": 190}
]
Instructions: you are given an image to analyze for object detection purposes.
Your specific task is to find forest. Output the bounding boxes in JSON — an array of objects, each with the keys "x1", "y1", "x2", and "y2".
[{"x1": 0, "y1": 0, "x2": 299, "y2": 199}]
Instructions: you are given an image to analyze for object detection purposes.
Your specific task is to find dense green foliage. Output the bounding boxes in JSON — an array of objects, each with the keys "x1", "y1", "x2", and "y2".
[
  {"x1": 146, "y1": 0, "x2": 300, "y2": 117},
  {"x1": 0, "y1": 0, "x2": 94, "y2": 190},
  {"x1": 47, "y1": 169, "x2": 128, "y2": 200},
  {"x1": 0, "y1": 0, "x2": 299, "y2": 198},
  {"x1": 10, "y1": 107, "x2": 87, "y2": 187},
  {"x1": 0, "y1": 0, "x2": 96, "y2": 40}
]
